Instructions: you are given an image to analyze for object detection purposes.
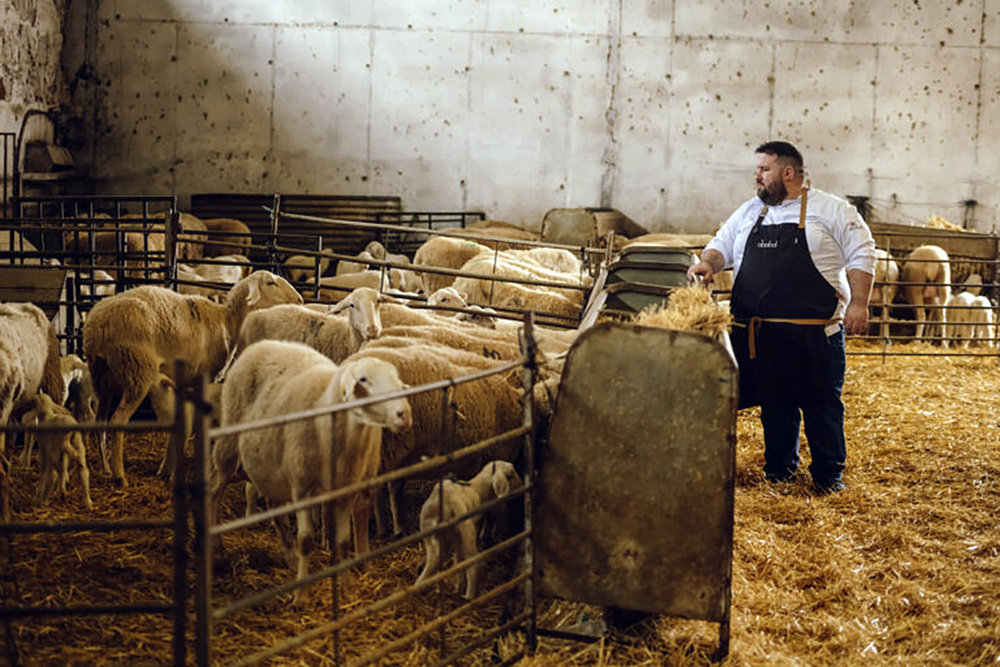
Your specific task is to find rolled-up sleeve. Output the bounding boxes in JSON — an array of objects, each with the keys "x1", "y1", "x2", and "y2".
[{"x1": 834, "y1": 201, "x2": 877, "y2": 275}]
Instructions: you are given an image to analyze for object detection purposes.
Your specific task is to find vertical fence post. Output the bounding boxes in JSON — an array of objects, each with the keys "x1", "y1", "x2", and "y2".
[
  {"x1": 192, "y1": 371, "x2": 213, "y2": 666},
  {"x1": 171, "y1": 364, "x2": 193, "y2": 667},
  {"x1": 268, "y1": 193, "x2": 282, "y2": 274},
  {"x1": 520, "y1": 313, "x2": 539, "y2": 656}
]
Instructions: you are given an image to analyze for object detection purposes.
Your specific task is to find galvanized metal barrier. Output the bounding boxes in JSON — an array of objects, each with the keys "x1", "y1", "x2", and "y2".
[
  {"x1": 0, "y1": 381, "x2": 191, "y2": 666},
  {"x1": 535, "y1": 323, "x2": 738, "y2": 660},
  {"x1": 189, "y1": 323, "x2": 541, "y2": 665}
]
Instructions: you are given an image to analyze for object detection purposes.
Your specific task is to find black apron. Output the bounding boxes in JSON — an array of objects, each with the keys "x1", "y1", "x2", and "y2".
[{"x1": 730, "y1": 195, "x2": 839, "y2": 409}]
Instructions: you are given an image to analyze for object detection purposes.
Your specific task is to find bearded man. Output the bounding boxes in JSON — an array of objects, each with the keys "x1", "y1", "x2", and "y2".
[{"x1": 688, "y1": 141, "x2": 877, "y2": 494}]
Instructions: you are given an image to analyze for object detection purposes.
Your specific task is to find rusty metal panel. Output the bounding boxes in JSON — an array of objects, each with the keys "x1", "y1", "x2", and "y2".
[{"x1": 536, "y1": 323, "x2": 737, "y2": 622}]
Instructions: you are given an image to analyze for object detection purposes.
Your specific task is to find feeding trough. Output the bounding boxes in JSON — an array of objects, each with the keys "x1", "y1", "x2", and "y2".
[{"x1": 534, "y1": 322, "x2": 738, "y2": 658}]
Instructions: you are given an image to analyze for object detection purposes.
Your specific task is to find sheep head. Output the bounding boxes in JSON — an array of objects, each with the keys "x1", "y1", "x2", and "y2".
[
  {"x1": 489, "y1": 460, "x2": 522, "y2": 498},
  {"x1": 337, "y1": 357, "x2": 412, "y2": 434},
  {"x1": 329, "y1": 287, "x2": 383, "y2": 341},
  {"x1": 235, "y1": 271, "x2": 303, "y2": 309}
]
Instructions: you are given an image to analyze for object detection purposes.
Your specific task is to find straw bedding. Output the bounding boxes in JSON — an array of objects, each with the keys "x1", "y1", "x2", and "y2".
[{"x1": 3, "y1": 341, "x2": 998, "y2": 665}]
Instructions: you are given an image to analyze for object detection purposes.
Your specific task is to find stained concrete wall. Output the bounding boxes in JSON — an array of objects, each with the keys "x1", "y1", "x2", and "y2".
[{"x1": 67, "y1": 1, "x2": 1000, "y2": 233}]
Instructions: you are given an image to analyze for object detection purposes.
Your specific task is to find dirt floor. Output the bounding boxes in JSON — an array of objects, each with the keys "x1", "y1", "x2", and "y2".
[{"x1": 2, "y1": 340, "x2": 998, "y2": 666}]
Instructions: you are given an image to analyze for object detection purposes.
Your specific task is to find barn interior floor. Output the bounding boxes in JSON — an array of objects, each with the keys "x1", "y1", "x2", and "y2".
[{"x1": 2, "y1": 340, "x2": 998, "y2": 666}]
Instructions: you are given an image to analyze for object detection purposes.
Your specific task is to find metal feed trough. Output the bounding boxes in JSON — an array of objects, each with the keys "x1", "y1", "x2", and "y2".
[{"x1": 535, "y1": 323, "x2": 738, "y2": 659}]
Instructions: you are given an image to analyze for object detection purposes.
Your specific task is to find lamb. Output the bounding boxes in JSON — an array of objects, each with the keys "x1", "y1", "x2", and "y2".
[
  {"x1": 19, "y1": 393, "x2": 93, "y2": 510},
  {"x1": 200, "y1": 218, "x2": 252, "y2": 258},
  {"x1": 415, "y1": 460, "x2": 522, "y2": 599},
  {"x1": 210, "y1": 340, "x2": 412, "y2": 595},
  {"x1": 0, "y1": 303, "x2": 64, "y2": 457},
  {"x1": 413, "y1": 236, "x2": 491, "y2": 294},
  {"x1": 971, "y1": 296, "x2": 995, "y2": 347},
  {"x1": 82, "y1": 270, "x2": 303, "y2": 486},
  {"x1": 872, "y1": 248, "x2": 900, "y2": 341},
  {"x1": 23, "y1": 354, "x2": 100, "y2": 469},
  {"x1": 222, "y1": 287, "x2": 389, "y2": 377},
  {"x1": 901, "y1": 245, "x2": 951, "y2": 345},
  {"x1": 945, "y1": 291, "x2": 977, "y2": 348}
]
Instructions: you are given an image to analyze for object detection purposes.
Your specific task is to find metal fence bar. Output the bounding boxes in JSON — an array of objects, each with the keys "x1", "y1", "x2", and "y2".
[
  {"x1": 225, "y1": 538, "x2": 528, "y2": 667},
  {"x1": 212, "y1": 426, "x2": 531, "y2": 538},
  {"x1": 433, "y1": 611, "x2": 531, "y2": 667},
  {"x1": 346, "y1": 575, "x2": 529, "y2": 667},
  {"x1": 273, "y1": 208, "x2": 606, "y2": 257},
  {"x1": 214, "y1": 489, "x2": 529, "y2": 619}
]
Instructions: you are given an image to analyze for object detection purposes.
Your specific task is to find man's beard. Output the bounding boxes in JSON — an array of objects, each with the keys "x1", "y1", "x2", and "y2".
[{"x1": 757, "y1": 180, "x2": 787, "y2": 206}]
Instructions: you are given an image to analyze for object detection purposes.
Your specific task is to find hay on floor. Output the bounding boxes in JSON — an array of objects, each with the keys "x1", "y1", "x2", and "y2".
[{"x1": 2, "y1": 341, "x2": 998, "y2": 665}]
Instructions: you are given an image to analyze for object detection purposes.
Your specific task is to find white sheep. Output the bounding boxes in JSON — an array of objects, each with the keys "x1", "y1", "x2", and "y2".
[
  {"x1": 335, "y1": 249, "x2": 376, "y2": 276},
  {"x1": 346, "y1": 339, "x2": 529, "y2": 538},
  {"x1": 284, "y1": 251, "x2": 335, "y2": 283},
  {"x1": 451, "y1": 252, "x2": 589, "y2": 320},
  {"x1": 872, "y1": 249, "x2": 900, "y2": 341},
  {"x1": 20, "y1": 393, "x2": 93, "y2": 510},
  {"x1": 315, "y1": 270, "x2": 393, "y2": 301},
  {"x1": 413, "y1": 236, "x2": 492, "y2": 294},
  {"x1": 970, "y1": 295, "x2": 995, "y2": 348},
  {"x1": 945, "y1": 291, "x2": 977, "y2": 348},
  {"x1": 221, "y1": 288, "x2": 390, "y2": 381},
  {"x1": 201, "y1": 218, "x2": 252, "y2": 258},
  {"x1": 0, "y1": 302, "x2": 64, "y2": 457},
  {"x1": 415, "y1": 460, "x2": 522, "y2": 599},
  {"x1": 902, "y1": 245, "x2": 951, "y2": 345},
  {"x1": 83, "y1": 271, "x2": 303, "y2": 486},
  {"x1": 425, "y1": 287, "x2": 498, "y2": 328},
  {"x1": 210, "y1": 340, "x2": 412, "y2": 595}
]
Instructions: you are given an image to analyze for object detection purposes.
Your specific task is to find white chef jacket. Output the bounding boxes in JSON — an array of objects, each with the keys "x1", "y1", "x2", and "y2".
[{"x1": 704, "y1": 188, "x2": 877, "y2": 333}]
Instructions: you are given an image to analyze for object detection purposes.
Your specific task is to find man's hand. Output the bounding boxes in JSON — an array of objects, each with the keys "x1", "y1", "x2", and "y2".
[
  {"x1": 688, "y1": 248, "x2": 725, "y2": 284},
  {"x1": 687, "y1": 260, "x2": 715, "y2": 284},
  {"x1": 844, "y1": 300, "x2": 869, "y2": 335}
]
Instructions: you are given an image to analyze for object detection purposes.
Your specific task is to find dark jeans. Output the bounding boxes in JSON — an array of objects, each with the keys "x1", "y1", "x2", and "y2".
[{"x1": 759, "y1": 325, "x2": 846, "y2": 484}]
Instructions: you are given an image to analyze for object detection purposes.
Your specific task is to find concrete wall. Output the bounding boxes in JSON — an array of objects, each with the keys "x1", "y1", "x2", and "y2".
[
  {"x1": 67, "y1": 1, "x2": 1000, "y2": 233},
  {"x1": 0, "y1": 0, "x2": 68, "y2": 197}
]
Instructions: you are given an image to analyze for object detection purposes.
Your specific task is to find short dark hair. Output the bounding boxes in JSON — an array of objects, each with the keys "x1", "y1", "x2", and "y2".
[{"x1": 756, "y1": 141, "x2": 804, "y2": 172}]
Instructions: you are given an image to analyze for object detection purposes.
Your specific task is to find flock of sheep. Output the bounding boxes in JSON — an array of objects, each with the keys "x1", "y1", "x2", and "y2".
[
  {"x1": 869, "y1": 244, "x2": 996, "y2": 348},
  {"x1": 1, "y1": 211, "x2": 995, "y2": 603},
  {"x1": 1, "y1": 213, "x2": 587, "y2": 600}
]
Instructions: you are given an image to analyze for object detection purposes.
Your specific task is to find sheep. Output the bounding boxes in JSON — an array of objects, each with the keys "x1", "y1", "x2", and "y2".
[
  {"x1": 220, "y1": 287, "x2": 390, "y2": 379},
  {"x1": 0, "y1": 303, "x2": 64, "y2": 458},
  {"x1": 902, "y1": 245, "x2": 951, "y2": 345},
  {"x1": 315, "y1": 270, "x2": 393, "y2": 301},
  {"x1": 82, "y1": 270, "x2": 303, "y2": 486},
  {"x1": 413, "y1": 236, "x2": 491, "y2": 294},
  {"x1": 415, "y1": 460, "x2": 522, "y2": 599},
  {"x1": 451, "y1": 252, "x2": 587, "y2": 320},
  {"x1": 284, "y1": 251, "x2": 336, "y2": 283},
  {"x1": 945, "y1": 292, "x2": 977, "y2": 348},
  {"x1": 364, "y1": 240, "x2": 412, "y2": 267},
  {"x1": 210, "y1": 340, "x2": 412, "y2": 595},
  {"x1": 200, "y1": 218, "x2": 252, "y2": 258},
  {"x1": 346, "y1": 339, "x2": 528, "y2": 538},
  {"x1": 334, "y1": 249, "x2": 376, "y2": 277},
  {"x1": 970, "y1": 295, "x2": 995, "y2": 348},
  {"x1": 872, "y1": 248, "x2": 900, "y2": 341},
  {"x1": 23, "y1": 354, "x2": 100, "y2": 470},
  {"x1": 504, "y1": 247, "x2": 582, "y2": 275},
  {"x1": 19, "y1": 393, "x2": 93, "y2": 510},
  {"x1": 176, "y1": 255, "x2": 252, "y2": 301},
  {"x1": 62, "y1": 228, "x2": 166, "y2": 283},
  {"x1": 425, "y1": 287, "x2": 497, "y2": 327}
]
